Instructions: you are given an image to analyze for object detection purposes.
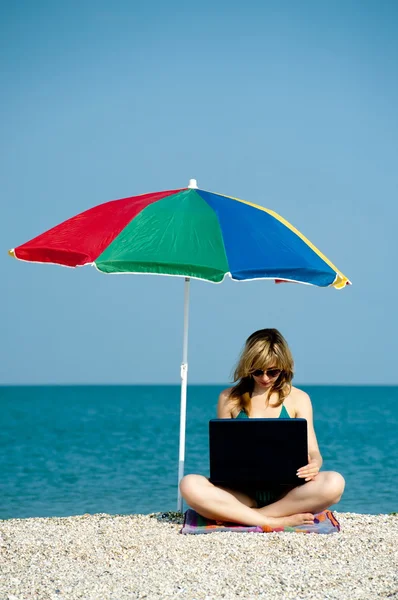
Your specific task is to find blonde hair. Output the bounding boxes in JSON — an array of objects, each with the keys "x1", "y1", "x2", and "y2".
[{"x1": 229, "y1": 328, "x2": 294, "y2": 414}]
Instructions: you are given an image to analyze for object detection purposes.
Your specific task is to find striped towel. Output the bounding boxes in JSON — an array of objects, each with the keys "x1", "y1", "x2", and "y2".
[{"x1": 180, "y1": 509, "x2": 340, "y2": 534}]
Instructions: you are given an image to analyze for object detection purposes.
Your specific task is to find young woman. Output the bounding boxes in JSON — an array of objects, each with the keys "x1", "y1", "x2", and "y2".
[{"x1": 180, "y1": 328, "x2": 345, "y2": 529}]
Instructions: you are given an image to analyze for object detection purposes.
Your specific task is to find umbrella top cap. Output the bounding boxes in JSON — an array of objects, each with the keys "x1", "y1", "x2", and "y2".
[{"x1": 188, "y1": 179, "x2": 198, "y2": 189}]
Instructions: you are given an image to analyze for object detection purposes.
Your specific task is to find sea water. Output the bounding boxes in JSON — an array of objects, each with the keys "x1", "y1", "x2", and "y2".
[{"x1": 0, "y1": 385, "x2": 397, "y2": 519}]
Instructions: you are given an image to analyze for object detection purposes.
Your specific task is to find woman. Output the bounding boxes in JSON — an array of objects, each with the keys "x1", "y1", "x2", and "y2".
[{"x1": 180, "y1": 328, "x2": 345, "y2": 529}]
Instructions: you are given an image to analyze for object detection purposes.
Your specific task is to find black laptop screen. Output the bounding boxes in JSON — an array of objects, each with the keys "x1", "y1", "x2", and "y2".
[{"x1": 209, "y1": 418, "x2": 308, "y2": 488}]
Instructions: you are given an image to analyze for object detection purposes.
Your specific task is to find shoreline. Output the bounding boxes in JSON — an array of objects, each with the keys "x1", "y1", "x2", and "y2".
[{"x1": 1, "y1": 512, "x2": 397, "y2": 599}]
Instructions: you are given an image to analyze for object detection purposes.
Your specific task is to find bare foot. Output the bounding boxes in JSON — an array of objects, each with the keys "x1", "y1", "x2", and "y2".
[{"x1": 254, "y1": 511, "x2": 314, "y2": 531}]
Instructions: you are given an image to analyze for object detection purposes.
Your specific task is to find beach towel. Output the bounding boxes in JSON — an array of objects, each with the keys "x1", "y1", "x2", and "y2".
[{"x1": 180, "y1": 509, "x2": 340, "y2": 534}]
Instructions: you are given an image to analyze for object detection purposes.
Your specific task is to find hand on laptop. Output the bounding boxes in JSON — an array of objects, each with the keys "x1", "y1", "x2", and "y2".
[{"x1": 296, "y1": 455, "x2": 320, "y2": 482}]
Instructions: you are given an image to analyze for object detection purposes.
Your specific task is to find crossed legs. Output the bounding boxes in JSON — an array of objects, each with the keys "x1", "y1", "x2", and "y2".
[{"x1": 180, "y1": 471, "x2": 345, "y2": 529}]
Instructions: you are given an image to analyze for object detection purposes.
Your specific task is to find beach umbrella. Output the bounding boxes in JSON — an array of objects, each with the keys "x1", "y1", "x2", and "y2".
[{"x1": 9, "y1": 178, "x2": 351, "y2": 511}]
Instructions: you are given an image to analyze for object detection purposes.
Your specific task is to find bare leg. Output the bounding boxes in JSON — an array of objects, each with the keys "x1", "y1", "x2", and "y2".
[
  {"x1": 180, "y1": 474, "x2": 314, "y2": 528},
  {"x1": 259, "y1": 471, "x2": 345, "y2": 517}
]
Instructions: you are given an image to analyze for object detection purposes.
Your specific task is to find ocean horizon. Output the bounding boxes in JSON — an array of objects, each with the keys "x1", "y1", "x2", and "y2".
[{"x1": 1, "y1": 384, "x2": 397, "y2": 519}]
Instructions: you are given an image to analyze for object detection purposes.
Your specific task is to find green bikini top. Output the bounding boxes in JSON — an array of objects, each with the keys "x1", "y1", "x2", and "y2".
[
  {"x1": 236, "y1": 403, "x2": 291, "y2": 419},
  {"x1": 234, "y1": 391, "x2": 292, "y2": 419}
]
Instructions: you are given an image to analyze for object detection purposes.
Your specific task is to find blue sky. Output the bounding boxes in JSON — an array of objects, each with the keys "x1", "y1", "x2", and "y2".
[{"x1": 1, "y1": 0, "x2": 397, "y2": 385}]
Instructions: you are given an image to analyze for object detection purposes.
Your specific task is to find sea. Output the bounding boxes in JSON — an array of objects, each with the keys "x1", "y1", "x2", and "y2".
[{"x1": 0, "y1": 385, "x2": 397, "y2": 520}]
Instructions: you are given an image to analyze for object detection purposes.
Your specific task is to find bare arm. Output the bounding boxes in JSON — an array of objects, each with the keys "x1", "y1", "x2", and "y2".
[{"x1": 295, "y1": 390, "x2": 323, "y2": 479}]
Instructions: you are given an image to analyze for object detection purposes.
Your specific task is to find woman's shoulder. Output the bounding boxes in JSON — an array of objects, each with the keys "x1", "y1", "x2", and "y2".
[
  {"x1": 218, "y1": 387, "x2": 234, "y2": 405},
  {"x1": 217, "y1": 387, "x2": 237, "y2": 418},
  {"x1": 288, "y1": 386, "x2": 312, "y2": 413},
  {"x1": 289, "y1": 385, "x2": 310, "y2": 399}
]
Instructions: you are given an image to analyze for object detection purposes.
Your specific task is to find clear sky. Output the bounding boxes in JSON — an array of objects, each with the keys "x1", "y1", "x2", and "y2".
[{"x1": 1, "y1": 0, "x2": 397, "y2": 385}]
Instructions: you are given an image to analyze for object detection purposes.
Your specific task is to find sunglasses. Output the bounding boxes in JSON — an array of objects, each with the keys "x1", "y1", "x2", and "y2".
[{"x1": 251, "y1": 368, "x2": 282, "y2": 378}]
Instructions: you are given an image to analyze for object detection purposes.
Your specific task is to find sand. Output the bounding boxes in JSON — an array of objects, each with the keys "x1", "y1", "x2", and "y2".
[{"x1": 0, "y1": 511, "x2": 397, "y2": 599}]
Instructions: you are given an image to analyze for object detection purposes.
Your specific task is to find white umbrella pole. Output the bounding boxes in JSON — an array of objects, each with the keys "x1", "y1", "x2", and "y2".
[{"x1": 177, "y1": 277, "x2": 191, "y2": 512}]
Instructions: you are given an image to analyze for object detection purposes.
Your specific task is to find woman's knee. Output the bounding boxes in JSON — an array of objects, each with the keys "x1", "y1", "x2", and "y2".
[
  {"x1": 179, "y1": 474, "x2": 207, "y2": 500},
  {"x1": 320, "y1": 471, "x2": 345, "y2": 503}
]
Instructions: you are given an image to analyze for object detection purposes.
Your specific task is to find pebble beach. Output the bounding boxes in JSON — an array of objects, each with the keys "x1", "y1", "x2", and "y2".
[{"x1": 0, "y1": 512, "x2": 397, "y2": 600}]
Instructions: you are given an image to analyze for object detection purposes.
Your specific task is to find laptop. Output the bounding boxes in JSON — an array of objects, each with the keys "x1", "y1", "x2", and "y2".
[{"x1": 209, "y1": 418, "x2": 308, "y2": 489}]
